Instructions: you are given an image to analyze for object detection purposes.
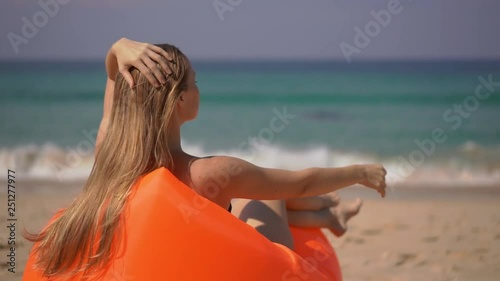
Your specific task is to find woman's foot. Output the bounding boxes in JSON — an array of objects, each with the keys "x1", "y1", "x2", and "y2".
[
  {"x1": 286, "y1": 192, "x2": 341, "y2": 211},
  {"x1": 328, "y1": 198, "x2": 363, "y2": 237},
  {"x1": 321, "y1": 192, "x2": 341, "y2": 208}
]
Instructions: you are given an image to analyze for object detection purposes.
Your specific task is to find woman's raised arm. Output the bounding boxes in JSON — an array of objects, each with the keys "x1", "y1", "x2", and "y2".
[{"x1": 95, "y1": 38, "x2": 173, "y2": 155}]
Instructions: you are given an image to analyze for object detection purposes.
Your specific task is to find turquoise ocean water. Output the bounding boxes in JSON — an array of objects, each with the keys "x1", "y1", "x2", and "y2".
[{"x1": 1, "y1": 61, "x2": 499, "y2": 186}]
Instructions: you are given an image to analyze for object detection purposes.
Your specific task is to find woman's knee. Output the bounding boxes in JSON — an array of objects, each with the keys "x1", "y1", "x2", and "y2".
[{"x1": 232, "y1": 199, "x2": 295, "y2": 250}]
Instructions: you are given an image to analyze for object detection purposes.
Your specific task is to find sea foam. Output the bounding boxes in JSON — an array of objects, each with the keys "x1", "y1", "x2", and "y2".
[{"x1": 1, "y1": 141, "x2": 499, "y2": 190}]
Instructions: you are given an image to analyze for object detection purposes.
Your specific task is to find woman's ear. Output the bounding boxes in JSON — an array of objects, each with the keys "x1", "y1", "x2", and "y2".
[{"x1": 177, "y1": 94, "x2": 185, "y2": 109}]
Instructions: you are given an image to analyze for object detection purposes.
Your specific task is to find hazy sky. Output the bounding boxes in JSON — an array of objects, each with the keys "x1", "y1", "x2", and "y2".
[{"x1": 1, "y1": 0, "x2": 499, "y2": 61}]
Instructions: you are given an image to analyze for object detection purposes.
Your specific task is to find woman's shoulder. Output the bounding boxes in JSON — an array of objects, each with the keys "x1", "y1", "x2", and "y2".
[
  {"x1": 189, "y1": 155, "x2": 245, "y2": 183},
  {"x1": 185, "y1": 155, "x2": 247, "y2": 204}
]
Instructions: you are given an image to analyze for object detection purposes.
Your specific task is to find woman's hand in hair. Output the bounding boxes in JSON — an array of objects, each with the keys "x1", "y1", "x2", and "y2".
[{"x1": 106, "y1": 37, "x2": 173, "y2": 88}]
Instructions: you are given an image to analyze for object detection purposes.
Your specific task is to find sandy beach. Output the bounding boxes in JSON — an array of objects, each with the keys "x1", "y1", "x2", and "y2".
[
  {"x1": 1, "y1": 181, "x2": 499, "y2": 281},
  {"x1": 331, "y1": 186, "x2": 500, "y2": 281}
]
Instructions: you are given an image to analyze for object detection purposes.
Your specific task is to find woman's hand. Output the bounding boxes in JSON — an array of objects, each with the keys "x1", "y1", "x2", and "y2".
[
  {"x1": 357, "y1": 164, "x2": 387, "y2": 197},
  {"x1": 106, "y1": 38, "x2": 173, "y2": 88}
]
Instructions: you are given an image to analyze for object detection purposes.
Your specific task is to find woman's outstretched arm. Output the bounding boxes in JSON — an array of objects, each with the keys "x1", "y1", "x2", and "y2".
[
  {"x1": 189, "y1": 156, "x2": 387, "y2": 202},
  {"x1": 95, "y1": 38, "x2": 172, "y2": 155}
]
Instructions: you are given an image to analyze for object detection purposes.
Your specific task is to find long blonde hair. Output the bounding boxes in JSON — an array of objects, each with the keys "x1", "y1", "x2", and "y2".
[{"x1": 24, "y1": 44, "x2": 190, "y2": 279}]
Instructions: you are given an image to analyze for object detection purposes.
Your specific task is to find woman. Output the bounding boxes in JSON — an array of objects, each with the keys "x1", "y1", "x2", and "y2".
[
  {"x1": 25, "y1": 38, "x2": 386, "y2": 278},
  {"x1": 102, "y1": 38, "x2": 366, "y2": 237}
]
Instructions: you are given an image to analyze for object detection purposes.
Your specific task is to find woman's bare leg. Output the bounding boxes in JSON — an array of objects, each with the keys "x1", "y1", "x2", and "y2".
[
  {"x1": 285, "y1": 192, "x2": 340, "y2": 211},
  {"x1": 287, "y1": 198, "x2": 363, "y2": 237},
  {"x1": 231, "y1": 199, "x2": 295, "y2": 250}
]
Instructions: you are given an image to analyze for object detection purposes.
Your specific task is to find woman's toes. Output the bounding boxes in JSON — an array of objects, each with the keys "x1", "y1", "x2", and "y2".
[
  {"x1": 328, "y1": 198, "x2": 363, "y2": 237},
  {"x1": 321, "y1": 192, "x2": 341, "y2": 207},
  {"x1": 345, "y1": 198, "x2": 363, "y2": 219}
]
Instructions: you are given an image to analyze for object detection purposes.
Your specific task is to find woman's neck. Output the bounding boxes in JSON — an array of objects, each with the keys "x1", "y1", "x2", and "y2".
[{"x1": 167, "y1": 125, "x2": 183, "y2": 154}]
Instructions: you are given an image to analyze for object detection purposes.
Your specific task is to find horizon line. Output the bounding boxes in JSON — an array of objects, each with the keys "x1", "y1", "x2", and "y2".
[{"x1": 2, "y1": 58, "x2": 500, "y2": 64}]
